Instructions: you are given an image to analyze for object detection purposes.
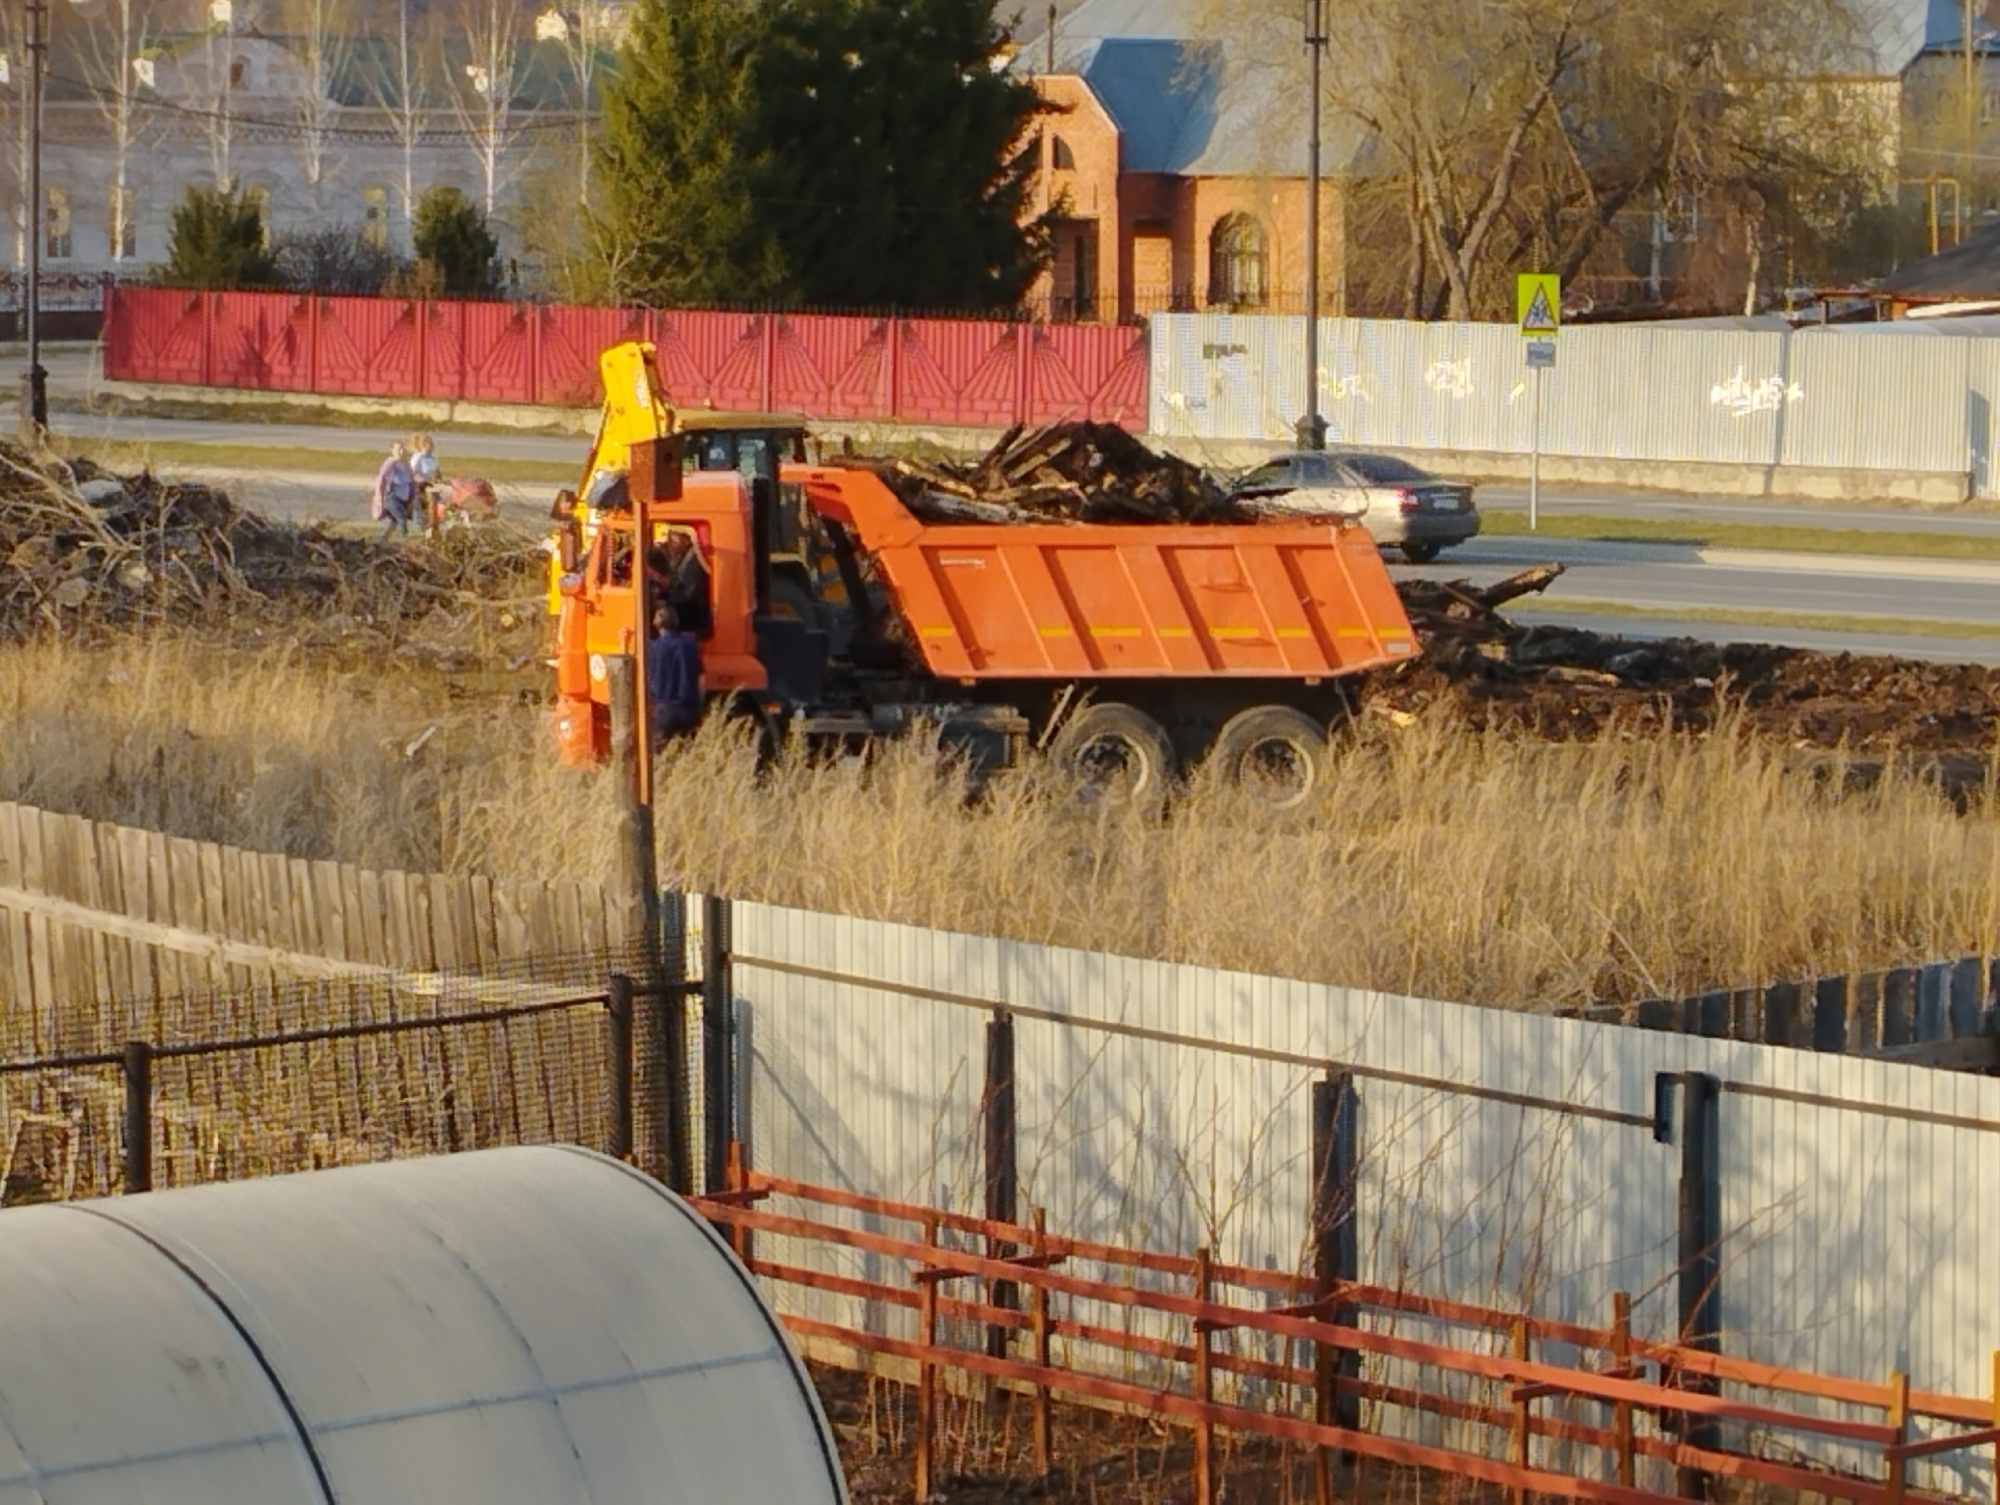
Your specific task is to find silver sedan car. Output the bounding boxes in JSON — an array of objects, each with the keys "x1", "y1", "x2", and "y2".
[{"x1": 1230, "y1": 450, "x2": 1480, "y2": 563}]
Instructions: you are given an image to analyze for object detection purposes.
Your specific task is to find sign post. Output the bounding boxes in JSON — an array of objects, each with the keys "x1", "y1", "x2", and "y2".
[{"x1": 1517, "y1": 273, "x2": 1560, "y2": 531}]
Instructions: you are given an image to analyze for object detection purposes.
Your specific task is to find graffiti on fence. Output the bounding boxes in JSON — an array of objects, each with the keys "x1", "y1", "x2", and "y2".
[
  {"x1": 1710, "y1": 367, "x2": 1804, "y2": 419},
  {"x1": 1424, "y1": 356, "x2": 1474, "y2": 399}
]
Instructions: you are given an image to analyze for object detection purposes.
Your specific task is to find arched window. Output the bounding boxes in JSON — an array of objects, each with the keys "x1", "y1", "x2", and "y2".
[
  {"x1": 1050, "y1": 134, "x2": 1076, "y2": 171},
  {"x1": 243, "y1": 183, "x2": 271, "y2": 248},
  {"x1": 1208, "y1": 213, "x2": 1267, "y2": 309},
  {"x1": 362, "y1": 184, "x2": 390, "y2": 250},
  {"x1": 229, "y1": 55, "x2": 248, "y2": 88}
]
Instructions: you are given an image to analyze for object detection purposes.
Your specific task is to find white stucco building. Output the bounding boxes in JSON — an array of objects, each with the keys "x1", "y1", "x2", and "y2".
[{"x1": 0, "y1": 7, "x2": 609, "y2": 281}]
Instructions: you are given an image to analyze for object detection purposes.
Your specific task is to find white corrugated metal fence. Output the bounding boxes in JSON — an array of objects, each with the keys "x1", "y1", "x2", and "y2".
[
  {"x1": 1149, "y1": 314, "x2": 1985, "y2": 489},
  {"x1": 723, "y1": 900, "x2": 2000, "y2": 1496}
]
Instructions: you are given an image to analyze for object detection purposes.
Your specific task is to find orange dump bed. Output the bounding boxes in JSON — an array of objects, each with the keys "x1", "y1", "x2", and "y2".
[{"x1": 791, "y1": 465, "x2": 1419, "y2": 681}]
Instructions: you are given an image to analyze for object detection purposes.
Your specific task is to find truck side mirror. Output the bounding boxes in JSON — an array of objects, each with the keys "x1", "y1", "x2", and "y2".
[{"x1": 559, "y1": 518, "x2": 581, "y2": 573}]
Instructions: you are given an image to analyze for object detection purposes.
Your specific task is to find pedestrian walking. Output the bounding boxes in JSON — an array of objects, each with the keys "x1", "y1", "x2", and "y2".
[
  {"x1": 410, "y1": 433, "x2": 443, "y2": 535},
  {"x1": 375, "y1": 442, "x2": 415, "y2": 541}
]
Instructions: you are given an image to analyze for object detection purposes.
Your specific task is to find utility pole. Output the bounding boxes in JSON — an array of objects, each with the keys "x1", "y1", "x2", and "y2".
[
  {"x1": 19, "y1": 0, "x2": 45, "y2": 441},
  {"x1": 1297, "y1": 0, "x2": 1327, "y2": 450}
]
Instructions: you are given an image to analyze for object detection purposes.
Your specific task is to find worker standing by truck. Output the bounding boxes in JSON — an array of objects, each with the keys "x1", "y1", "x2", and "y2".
[
  {"x1": 646, "y1": 605, "x2": 704, "y2": 747},
  {"x1": 658, "y1": 530, "x2": 712, "y2": 639}
]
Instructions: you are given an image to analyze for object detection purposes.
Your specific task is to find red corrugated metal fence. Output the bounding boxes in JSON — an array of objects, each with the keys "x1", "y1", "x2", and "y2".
[{"x1": 103, "y1": 287, "x2": 1149, "y2": 429}]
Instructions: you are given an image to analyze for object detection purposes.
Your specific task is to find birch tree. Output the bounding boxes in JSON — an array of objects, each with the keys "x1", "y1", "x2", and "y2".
[
  {"x1": 71, "y1": 0, "x2": 159, "y2": 263},
  {"x1": 0, "y1": 9, "x2": 30, "y2": 268},
  {"x1": 449, "y1": 0, "x2": 522, "y2": 219},
  {"x1": 534, "y1": 0, "x2": 614, "y2": 208},
  {"x1": 361, "y1": 0, "x2": 433, "y2": 241},
  {"x1": 281, "y1": 0, "x2": 350, "y2": 217}
]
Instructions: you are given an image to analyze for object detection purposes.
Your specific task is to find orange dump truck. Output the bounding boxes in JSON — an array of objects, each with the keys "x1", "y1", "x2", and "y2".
[{"x1": 554, "y1": 426, "x2": 1417, "y2": 805}]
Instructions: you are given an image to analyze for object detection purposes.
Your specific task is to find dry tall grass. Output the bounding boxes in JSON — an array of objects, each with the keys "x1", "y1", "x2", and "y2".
[{"x1": 5, "y1": 632, "x2": 1998, "y2": 1010}]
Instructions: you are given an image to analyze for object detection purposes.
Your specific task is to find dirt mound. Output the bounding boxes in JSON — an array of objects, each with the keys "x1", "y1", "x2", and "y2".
[
  {"x1": 1390, "y1": 567, "x2": 2000, "y2": 760},
  {"x1": 0, "y1": 445, "x2": 543, "y2": 650}
]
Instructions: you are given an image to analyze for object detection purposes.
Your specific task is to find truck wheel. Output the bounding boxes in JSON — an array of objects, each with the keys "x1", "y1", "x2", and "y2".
[
  {"x1": 1209, "y1": 705, "x2": 1328, "y2": 810},
  {"x1": 1401, "y1": 540, "x2": 1441, "y2": 564},
  {"x1": 1050, "y1": 703, "x2": 1175, "y2": 814}
]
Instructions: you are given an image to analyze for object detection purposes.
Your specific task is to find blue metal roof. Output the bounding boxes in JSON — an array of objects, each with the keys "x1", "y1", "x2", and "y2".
[{"x1": 1026, "y1": 0, "x2": 1362, "y2": 175}]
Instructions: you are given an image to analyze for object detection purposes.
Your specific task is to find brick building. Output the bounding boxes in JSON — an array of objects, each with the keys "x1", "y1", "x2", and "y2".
[{"x1": 1013, "y1": 0, "x2": 1353, "y2": 323}]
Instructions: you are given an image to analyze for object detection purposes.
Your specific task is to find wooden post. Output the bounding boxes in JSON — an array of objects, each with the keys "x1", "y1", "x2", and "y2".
[
  {"x1": 1031, "y1": 1206, "x2": 1052, "y2": 1479},
  {"x1": 604, "y1": 974, "x2": 634, "y2": 1161},
  {"x1": 1612, "y1": 1292, "x2": 1636, "y2": 1489},
  {"x1": 122, "y1": 1040, "x2": 153, "y2": 1193},
  {"x1": 1193, "y1": 1245, "x2": 1215, "y2": 1505},
  {"x1": 1510, "y1": 1316, "x2": 1531, "y2": 1505},
  {"x1": 605, "y1": 655, "x2": 660, "y2": 973},
  {"x1": 1885, "y1": 1368, "x2": 1909, "y2": 1505},
  {"x1": 915, "y1": 1217, "x2": 940, "y2": 1503}
]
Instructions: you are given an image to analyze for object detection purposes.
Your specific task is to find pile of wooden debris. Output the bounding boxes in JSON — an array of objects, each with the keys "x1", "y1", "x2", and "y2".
[
  {"x1": 853, "y1": 421, "x2": 1244, "y2": 525},
  {"x1": 0, "y1": 444, "x2": 538, "y2": 644}
]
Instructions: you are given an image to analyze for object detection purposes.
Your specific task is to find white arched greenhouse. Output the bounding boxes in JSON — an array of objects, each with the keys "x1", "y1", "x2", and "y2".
[{"x1": 0, "y1": 1146, "x2": 847, "y2": 1504}]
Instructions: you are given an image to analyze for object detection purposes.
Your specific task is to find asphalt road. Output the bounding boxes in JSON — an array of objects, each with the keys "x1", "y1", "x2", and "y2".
[{"x1": 1393, "y1": 537, "x2": 2000, "y2": 664}]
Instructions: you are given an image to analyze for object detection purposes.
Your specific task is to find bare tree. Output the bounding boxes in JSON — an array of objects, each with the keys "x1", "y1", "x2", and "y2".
[
  {"x1": 449, "y1": 0, "x2": 523, "y2": 219},
  {"x1": 1210, "y1": 0, "x2": 1883, "y2": 318},
  {"x1": 0, "y1": 9, "x2": 30, "y2": 269},
  {"x1": 361, "y1": 0, "x2": 434, "y2": 243},
  {"x1": 280, "y1": 0, "x2": 350, "y2": 218},
  {"x1": 533, "y1": 0, "x2": 614, "y2": 209},
  {"x1": 70, "y1": 0, "x2": 160, "y2": 264}
]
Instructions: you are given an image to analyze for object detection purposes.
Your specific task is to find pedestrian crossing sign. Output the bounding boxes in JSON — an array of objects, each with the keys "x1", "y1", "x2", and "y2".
[{"x1": 1517, "y1": 274, "x2": 1560, "y2": 337}]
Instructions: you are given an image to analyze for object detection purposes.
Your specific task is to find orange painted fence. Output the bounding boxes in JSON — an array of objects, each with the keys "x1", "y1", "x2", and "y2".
[
  {"x1": 101, "y1": 286, "x2": 1150, "y2": 429},
  {"x1": 692, "y1": 1164, "x2": 2000, "y2": 1505}
]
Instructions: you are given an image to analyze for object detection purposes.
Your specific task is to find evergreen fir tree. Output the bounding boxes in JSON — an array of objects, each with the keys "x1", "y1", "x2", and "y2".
[
  {"x1": 593, "y1": 0, "x2": 1046, "y2": 310},
  {"x1": 754, "y1": 0, "x2": 1047, "y2": 310},
  {"x1": 160, "y1": 186, "x2": 276, "y2": 290},
  {"x1": 591, "y1": 0, "x2": 789, "y2": 306},
  {"x1": 411, "y1": 187, "x2": 499, "y2": 298}
]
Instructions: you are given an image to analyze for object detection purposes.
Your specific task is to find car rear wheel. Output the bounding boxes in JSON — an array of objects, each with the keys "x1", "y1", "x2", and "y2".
[
  {"x1": 1208, "y1": 705, "x2": 1328, "y2": 811},
  {"x1": 1401, "y1": 540, "x2": 1441, "y2": 564},
  {"x1": 1049, "y1": 702, "x2": 1175, "y2": 815}
]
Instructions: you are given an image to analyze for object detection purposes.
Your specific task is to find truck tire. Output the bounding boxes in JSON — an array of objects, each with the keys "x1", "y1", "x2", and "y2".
[
  {"x1": 1401, "y1": 540, "x2": 1441, "y2": 564},
  {"x1": 1208, "y1": 705, "x2": 1328, "y2": 810},
  {"x1": 1049, "y1": 702, "x2": 1175, "y2": 815}
]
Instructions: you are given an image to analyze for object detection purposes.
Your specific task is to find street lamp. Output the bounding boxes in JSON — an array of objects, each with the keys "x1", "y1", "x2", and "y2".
[{"x1": 1297, "y1": 0, "x2": 1327, "y2": 451}]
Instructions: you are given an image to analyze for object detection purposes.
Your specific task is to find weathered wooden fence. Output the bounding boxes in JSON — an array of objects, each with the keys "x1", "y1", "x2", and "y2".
[{"x1": 0, "y1": 799, "x2": 629, "y2": 1049}]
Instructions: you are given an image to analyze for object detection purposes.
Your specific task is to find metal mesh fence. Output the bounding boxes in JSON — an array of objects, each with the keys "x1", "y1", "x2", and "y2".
[{"x1": 0, "y1": 945, "x2": 678, "y2": 1206}]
